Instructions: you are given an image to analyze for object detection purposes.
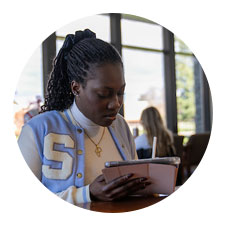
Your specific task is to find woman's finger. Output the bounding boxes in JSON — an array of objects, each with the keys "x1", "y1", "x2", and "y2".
[
  {"x1": 111, "y1": 182, "x2": 150, "y2": 200},
  {"x1": 96, "y1": 174, "x2": 105, "y2": 182},
  {"x1": 102, "y1": 173, "x2": 134, "y2": 192},
  {"x1": 106, "y1": 178, "x2": 150, "y2": 199}
]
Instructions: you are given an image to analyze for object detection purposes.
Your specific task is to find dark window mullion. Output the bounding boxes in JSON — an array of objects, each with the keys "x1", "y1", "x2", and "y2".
[
  {"x1": 110, "y1": 13, "x2": 124, "y2": 116},
  {"x1": 42, "y1": 32, "x2": 56, "y2": 97},
  {"x1": 163, "y1": 28, "x2": 178, "y2": 133}
]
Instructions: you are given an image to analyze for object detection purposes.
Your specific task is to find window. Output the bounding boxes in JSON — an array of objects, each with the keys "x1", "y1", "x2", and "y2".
[
  {"x1": 121, "y1": 19, "x2": 163, "y2": 50},
  {"x1": 175, "y1": 37, "x2": 196, "y2": 136},
  {"x1": 175, "y1": 54, "x2": 196, "y2": 136},
  {"x1": 121, "y1": 19, "x2": 165, "y2": 135},
  {"x1": 175, "y1": 37, "x2": 192, "y2": 54},
  {"x1": 15, "y1": 47, "x2": 43, "y2": 105},
  {"x1": 123, "y1": 49, "x2": 165, "y2": 130},
  {"x1": 14, "y1": 14, "x2": 211, "y2": 138},
  {"x1": 14, "y1": 46, "x2": 43, "y2": 136},
  {"x1": 56, "y1": 14, "x2": 110, "y2": 53}
]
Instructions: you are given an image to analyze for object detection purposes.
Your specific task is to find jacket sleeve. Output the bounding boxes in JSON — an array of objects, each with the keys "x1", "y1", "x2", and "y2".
[
  {"x1": 113, "y1": 114, "x2": 138, "y2": 160},
  {"x1": 17, "y1": 124, "x2": 91, "y2": 204},
  {"x1": 18, "y1": 124, "x2": 42, "y2": 180},
  {"x1": 56, "y1": 185, "x2": 91, "y2": 204},
  {"x1": 121, "y1": 115, "x2": 138, "y2": 160}
]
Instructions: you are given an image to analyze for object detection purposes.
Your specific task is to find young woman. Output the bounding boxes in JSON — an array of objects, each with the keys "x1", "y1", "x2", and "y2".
[
  {"x1": 135, "y1": 106, "x2": 176, "y2": 159},
  {"x1": 18, "y1": 29, "x2": 150, "y2": 205}
]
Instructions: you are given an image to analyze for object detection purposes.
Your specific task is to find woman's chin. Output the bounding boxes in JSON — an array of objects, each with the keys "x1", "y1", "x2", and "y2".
[{"x1": 98, "y1": 117, "x2": 115, "y2": 127}]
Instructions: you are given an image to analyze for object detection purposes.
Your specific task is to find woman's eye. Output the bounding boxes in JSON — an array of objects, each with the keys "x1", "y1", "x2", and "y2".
[
  {"x1": 97, "y1": 93, "x2": 109, "y2": 98},
  {"x1": 117, "y1": 92, "x2": 125, "y2": 97},
  {"x1": 97, "y1": 91, "x2": 124, "y2": 99}
]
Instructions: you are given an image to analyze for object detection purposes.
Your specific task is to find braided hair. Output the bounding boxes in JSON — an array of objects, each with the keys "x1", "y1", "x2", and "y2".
[{"x1": 40, "y1": 29, "x2": 123, "y2": 112}]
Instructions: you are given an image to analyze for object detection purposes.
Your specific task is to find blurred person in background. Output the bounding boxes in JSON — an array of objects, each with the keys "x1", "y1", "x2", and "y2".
[{"x1": 135, "y1": 106, "x2": 176, "y2": 159}]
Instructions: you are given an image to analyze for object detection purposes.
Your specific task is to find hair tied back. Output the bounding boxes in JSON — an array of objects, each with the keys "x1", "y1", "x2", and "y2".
[
  {"x1": 74, "y1": 29, "x2": 96, "y2": 43},
  {"x1": 62, "y1": 29, "x2": 96, "y2": 59}
]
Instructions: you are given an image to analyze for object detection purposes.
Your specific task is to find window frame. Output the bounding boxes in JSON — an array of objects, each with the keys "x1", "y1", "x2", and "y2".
[{"x1": 42, "y1": 13, "x2": 212, "y2": 135}]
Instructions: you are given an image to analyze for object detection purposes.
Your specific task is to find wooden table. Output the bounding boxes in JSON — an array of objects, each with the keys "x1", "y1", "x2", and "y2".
[{"x1": 76, "y1": 195, "x2": 166, "y2": 213}]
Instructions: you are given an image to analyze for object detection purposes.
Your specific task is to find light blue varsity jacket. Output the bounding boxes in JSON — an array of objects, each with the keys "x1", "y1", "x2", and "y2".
[{"x1": 26, "y1": 109, "x2": 136, "y2": 194}]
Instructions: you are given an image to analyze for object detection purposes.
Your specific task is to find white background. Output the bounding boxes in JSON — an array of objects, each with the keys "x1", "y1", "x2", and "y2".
[{"x1": 1, "y1": 0, "x2": 226, "y2": 225}]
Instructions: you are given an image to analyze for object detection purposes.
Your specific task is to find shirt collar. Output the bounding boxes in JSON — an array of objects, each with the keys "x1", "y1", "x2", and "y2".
[{"x1": 69, "y1": 100, "x2": 102, "y2": 136}]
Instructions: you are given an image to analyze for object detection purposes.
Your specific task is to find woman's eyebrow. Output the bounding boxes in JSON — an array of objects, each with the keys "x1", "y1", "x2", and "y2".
[{"x1": 102, "y1": 84, "x2": 126, "y2": 90}]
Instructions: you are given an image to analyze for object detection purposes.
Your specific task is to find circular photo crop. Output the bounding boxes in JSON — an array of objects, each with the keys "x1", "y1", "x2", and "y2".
[{"x1": 14, "y1": 13, "x2": 212, "y2": 213}]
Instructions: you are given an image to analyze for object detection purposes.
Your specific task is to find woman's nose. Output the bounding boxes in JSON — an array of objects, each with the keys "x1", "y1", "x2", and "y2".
[{"x1": 108, "y1": 95, "x2": 121, "y2": 110}]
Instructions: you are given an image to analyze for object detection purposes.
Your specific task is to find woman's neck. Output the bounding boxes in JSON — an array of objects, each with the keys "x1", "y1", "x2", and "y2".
[{"x1": 70, "y1": 100, "x2": 102, "y2": 136}]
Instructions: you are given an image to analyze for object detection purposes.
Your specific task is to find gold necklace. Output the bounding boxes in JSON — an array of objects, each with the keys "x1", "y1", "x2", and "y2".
[{"x1": 74, "y1": 119, "x2": 105, "y2": 157}]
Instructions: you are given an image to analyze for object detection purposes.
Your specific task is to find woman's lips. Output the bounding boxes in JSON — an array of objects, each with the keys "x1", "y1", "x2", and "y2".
[
  {"x1": 105, "y1": 116, "x2": 116, "y2": 120},
  {"x1": 104, "y1": 114, "x2": 117, "y2": 121}
]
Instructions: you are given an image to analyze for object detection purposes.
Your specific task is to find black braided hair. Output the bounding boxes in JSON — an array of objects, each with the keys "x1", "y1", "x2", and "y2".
[{"x1": 40, "y1": 29, "x2": 123, "y2": 112}]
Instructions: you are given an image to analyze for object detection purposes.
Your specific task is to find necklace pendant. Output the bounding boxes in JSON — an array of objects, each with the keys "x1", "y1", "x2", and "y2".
[{"x1": 95, "y1": 145, "x2": 102, "y2": 157}]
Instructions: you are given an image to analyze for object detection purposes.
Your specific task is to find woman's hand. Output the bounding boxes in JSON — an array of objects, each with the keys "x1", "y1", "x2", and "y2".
[{"x1": 89, "y1": 173, "x2": 151, "y2": 201}]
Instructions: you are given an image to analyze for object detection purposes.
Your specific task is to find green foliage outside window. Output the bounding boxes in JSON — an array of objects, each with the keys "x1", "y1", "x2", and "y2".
[{"x1": 175, "y1": 37, "x2": 196, "y2": 135}]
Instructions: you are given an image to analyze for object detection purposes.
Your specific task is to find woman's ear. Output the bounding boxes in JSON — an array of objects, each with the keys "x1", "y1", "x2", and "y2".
[{"x1": 71, "y1": 80, "x2": 80, "y2": 96}]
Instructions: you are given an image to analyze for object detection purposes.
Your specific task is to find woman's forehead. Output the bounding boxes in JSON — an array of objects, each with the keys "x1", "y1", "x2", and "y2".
[{"x1": 87, "y1": 63, "x2": 125, "y2": 88}]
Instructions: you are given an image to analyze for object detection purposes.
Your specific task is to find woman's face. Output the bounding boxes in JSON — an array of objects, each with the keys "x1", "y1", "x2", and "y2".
[{"x1": 72, "y1": 63, "x2": 125, "y2": 126}]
